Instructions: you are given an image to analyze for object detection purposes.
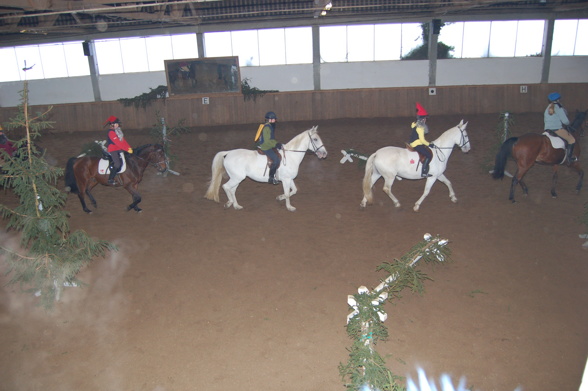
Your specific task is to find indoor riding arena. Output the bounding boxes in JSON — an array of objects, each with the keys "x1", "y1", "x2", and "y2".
[{"x1": 0, "y1": 2, "x2": 587, "y2": 391}]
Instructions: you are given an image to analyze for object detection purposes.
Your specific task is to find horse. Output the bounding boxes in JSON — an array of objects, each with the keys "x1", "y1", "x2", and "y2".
[
  {"x1": 492, "y1": 130, "x2": 583, "y2": 202},
  {"x1": 204, "y1": 126, "x2": 328, "y2": 212},
  {"x1": 569, "y1": 109, "x2": 587, "y2": 137},
  {"x1": 64, "y1": 144, "x2": 168, "y2": 213},
  {"x1": 360, "y1": 120, "x2": 471, "y2": 212}
]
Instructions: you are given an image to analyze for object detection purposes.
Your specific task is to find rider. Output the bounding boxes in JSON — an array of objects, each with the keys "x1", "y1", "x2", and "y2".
[
  {"x1": 255, "y1": 111, "x2": 283, "y2": 185},
  {"x1": 409, "y1": 102, "x2": 435, "y2": 177},
  {"x1": 105, "y1": 115, "x2": 133, "y2": 185},
  {"x1": 544, "y1": 92, "x2": 576, "y2": 164}
]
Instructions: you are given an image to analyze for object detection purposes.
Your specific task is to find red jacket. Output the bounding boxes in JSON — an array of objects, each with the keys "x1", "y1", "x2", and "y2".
[
  {"x1": 0, "y1": 140, "x2": 16, "y2": 156},
  {"x1": 107, "y1": 129, "x2": 132, "y2": 153}
]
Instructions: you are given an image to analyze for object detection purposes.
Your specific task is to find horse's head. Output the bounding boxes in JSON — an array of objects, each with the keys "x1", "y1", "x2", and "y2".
[
  {"x1": 455, "y1": 120, "x2": 471, "y2": 153},
  {"x1": 136, "y1": 144, "x2": 168, "y2": 173},
  {"x1": 307, "y1": 126, "x2": 328, "y2": 159}
]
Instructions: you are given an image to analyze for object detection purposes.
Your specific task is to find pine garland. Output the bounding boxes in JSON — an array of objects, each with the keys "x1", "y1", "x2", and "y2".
[
  {"x1": 0, "y1": 81, "x2": 116, "y2": 309},
  {"x1": 339, "y1": 234, "x2": 451, "y2": 391}
]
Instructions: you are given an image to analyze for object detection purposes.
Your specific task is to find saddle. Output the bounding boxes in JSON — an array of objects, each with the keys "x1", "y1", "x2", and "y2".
[
  {"x1": 405, "y1": 144, "x2": 432, "y2": 164},
  {"x1": 256, "y1": 147, "x2": 283, "y2": 168},
  {"x1": 98, "y1": 152, "x2": 127, "y2": 175},
  {"x1": 543, "y1": 131, "x2": 566, "y2": 150}
]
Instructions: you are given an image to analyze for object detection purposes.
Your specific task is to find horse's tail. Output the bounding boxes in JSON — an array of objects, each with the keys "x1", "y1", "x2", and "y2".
[
  {"x1": 362, "y1": 152, "x2": 378, "y2": 204},
  {"x1": 204, "y1": 151, "x2": 228, "y2": 202},
  {"x1": 64, "y1": 157, "x2": 79, "y2": 194},
  {"x1": 492, "y1": 137, "x2": 518, "y2": 179}
]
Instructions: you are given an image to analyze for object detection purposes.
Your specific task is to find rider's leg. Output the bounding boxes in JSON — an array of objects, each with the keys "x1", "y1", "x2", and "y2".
[
  {"x1": 421, "y1": 157, "x2": 432, "y2": 177},
  {"x1": 555, "y1": 129, "x2": 576, "y2": 164},
  {"x1": 266, "y1": 149, "x2": 280, "y2": 184},
  {"x1": 415, "y1": 146, "x2": 432, "y2": 177},
  {"x1": 108, "y1": 151, "x2": 122, "y2": 184}
]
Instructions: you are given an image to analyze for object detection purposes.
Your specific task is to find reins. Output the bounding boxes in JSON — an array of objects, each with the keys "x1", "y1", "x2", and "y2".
[
  {"x1": 132, "y1": 145, "x2": 168, "y2": 172},
  {"x1": 430, "y1": 124, "x2": 469, "y2": 163}
]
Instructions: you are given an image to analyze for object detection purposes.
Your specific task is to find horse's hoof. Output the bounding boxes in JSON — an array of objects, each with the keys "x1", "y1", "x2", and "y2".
[
  {"x1": 287, "y1": 207, "x2": 297, "y2": 212},
  {"x1": 136, "y1": 208, "x2": 143, "y2": 213},
  {"x1": 224, "y1": 202, "x2": 232, "y2": 209}
]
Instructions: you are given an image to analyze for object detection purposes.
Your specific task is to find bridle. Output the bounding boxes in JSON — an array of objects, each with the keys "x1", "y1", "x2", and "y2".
[
  {"x1": 134, "y1": 147, "x2": 168, "y2": 172},
  {"x1": 285, "y1": 132, "x2": 324, "y2": 155},
  {"x1": 431, "y1": 124, "x2": 470, "y2": 162}
]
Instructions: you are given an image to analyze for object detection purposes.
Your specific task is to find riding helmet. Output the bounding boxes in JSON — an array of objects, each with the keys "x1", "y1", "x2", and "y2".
[
  {"x1": 265, "y1": 111, "x2": 277, "y2": 120},
  {"x1": 548, "y1": 92, "x2": 561, "y2": 102},
  {"x1": 104, "y1": 115, "x2": 121, "y2": 126}
]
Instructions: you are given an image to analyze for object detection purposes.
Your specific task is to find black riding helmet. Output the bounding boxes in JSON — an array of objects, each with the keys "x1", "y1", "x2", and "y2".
[{"x1": 265, "y1": 111, "x2": 277, "y2": 120}]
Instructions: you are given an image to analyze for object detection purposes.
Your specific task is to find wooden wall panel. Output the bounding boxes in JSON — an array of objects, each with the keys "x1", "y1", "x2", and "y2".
[{"x1": 1, "y1": 83, "x2": 586, "y2": 134}]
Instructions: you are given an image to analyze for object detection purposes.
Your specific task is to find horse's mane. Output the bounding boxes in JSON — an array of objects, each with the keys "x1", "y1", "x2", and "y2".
[
  {"x1": 134, "y1": 143, "x2": 163, "y2": 156},
  {"x1": 569, "y1": 110, "x2": 587, "y2": 135},
  {"x1": 286, "y1": 127, "x2": 317, "y2": 148}
]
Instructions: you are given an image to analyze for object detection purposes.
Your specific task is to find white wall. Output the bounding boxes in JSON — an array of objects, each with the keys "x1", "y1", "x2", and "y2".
[
  {"x1": 437, "y1": 57, "x2": 544, "y2": 85},
  {"x1": 0, "y1": 56, "x2": 586, "y2": 107}
]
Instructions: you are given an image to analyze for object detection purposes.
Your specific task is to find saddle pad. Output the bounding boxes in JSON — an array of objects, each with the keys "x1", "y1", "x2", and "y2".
[
  {"x1": 98, "y1": 156, "x2": 127, "y2": 175},
  {"x1": 542, "y1": 132, "x2": 565, "y2": 150}
]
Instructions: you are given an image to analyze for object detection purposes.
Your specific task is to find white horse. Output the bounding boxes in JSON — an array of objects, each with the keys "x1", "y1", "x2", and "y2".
[
  {"x1": 204, "y1": 125, "x2": 328, "y2": 211},
  {"x1": 360, "y1": 120, "x2": 470, "y2": 212}
]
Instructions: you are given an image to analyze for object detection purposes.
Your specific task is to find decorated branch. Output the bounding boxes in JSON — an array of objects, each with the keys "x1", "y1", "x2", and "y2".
[
  {"x1": 339, "y1": 234, "x2": 451, "y2": 391},
  {"x1": 0, "y1": 80, "x2": 115, "y2": 308},
  {"x1": 341, "y1": 148, "x2": 369, "y2": 166}
]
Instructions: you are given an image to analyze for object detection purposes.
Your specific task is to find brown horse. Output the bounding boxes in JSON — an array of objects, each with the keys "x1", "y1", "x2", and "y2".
[
  {"x1": 64, "y1": 144, "x2": 167, "y2": 213},
  {"x1": 492, "y1": 133, "x2": 583, "y2": 202}
]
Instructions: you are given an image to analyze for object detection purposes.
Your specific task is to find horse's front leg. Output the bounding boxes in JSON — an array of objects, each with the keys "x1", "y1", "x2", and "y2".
[
  {"x1": 278, "y1": 179, "x2": 296, "y2": 212},
  {"x1": 276, "y1": 179, "x2": 297, "y2": 201},
  {"x1": 436, "y1": 174, "x2": 457, "y2": 203},
  {"x1": 569, "y1": 161, "x2": 584, "y2": 193},
  {"x1": 125, "y1": 185, "x2": 142, "y2": 212},
  {"x1": 551, "y1": 166, "x2": 559, "y2": 198},
  {"x1": 413, "y1": 178, "x2": 437, "y2": 212}
]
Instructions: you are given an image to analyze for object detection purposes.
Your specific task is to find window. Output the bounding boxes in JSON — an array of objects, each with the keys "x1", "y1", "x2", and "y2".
[
  {"x1": 285, "y1": 27, "x2": 312, "y2": 64},
  {"x1": 348, "y1": 25, "x2": 374, "y2": 62},
  {"x1": 120, "y1": 37, "x2": 149, "y2": 73},
  {"x1": 203, "y1": 31, "x2": 232, "y2": 58},
  {"x1": 553, "y1": 19, "x2": 588, "y2": 55},
  {"x1": 375, "y1": 24, "x2": 402, "y2": 61},
  {"x1": 231, "y1": 30, "x2": 259, "y2": 66},
  {"x1": 259, "y1": 28, "x2": 286, "y2": 66}
]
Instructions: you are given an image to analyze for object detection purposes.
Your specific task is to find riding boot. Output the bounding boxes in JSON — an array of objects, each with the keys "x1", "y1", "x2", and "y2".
[
  {"x1": 566, "y1": 143, "x2": 576, "y2": 164},
  {"x1": 107, "y1": 166, "x2": 117, "y2": 185},
  {"x1": 268, "y1": 166, "x2": 280, "y2": 185},
  {"x1": 421, "y1": 157, "x2": 432, "y2": 177}
]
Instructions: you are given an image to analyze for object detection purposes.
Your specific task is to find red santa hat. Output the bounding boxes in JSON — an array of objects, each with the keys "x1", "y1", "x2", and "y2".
[{"x1": 415, "y1": 102, "x2": 428, "y2": 117}]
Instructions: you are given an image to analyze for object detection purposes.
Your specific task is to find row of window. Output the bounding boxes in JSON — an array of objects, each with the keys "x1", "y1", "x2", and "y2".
[{"x1": 0, "y1": 19, "x2": 586, "y2": 82}]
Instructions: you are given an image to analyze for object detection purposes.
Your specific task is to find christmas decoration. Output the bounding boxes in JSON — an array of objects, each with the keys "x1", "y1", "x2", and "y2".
[
  {"x1": 0, "y1": 80, "x2": 115, "y2": 309},
  {"x1": 339, "y1": 234, "x2": 451, "y2": 391},
  {"x1": 341, "y1": 149, "x2": 369, "y2": 167}
]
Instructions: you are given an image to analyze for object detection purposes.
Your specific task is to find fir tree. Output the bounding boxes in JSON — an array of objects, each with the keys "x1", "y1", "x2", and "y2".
[{"x1": 0, "y1": 81, "x2": 115, "y2": 309}]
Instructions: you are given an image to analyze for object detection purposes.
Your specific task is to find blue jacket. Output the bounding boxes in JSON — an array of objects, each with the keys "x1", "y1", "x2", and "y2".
[{"x1": 544, "y1": 103, "x2": 569, "y2": 130}]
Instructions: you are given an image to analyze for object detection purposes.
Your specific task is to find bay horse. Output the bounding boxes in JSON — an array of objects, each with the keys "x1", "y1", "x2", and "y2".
[
  {"x1": 492, "y1": 131, "x2": 583, "y2": 202},
  {"x1": 64, "y1": 144, "x2": 168, "y2": 213},
  {"x1": 204, "y1": 126, "x2": 327, "y2": 212},
  {"x1": 360, "y1": 120, "x2": 471, "y2": 212}
]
